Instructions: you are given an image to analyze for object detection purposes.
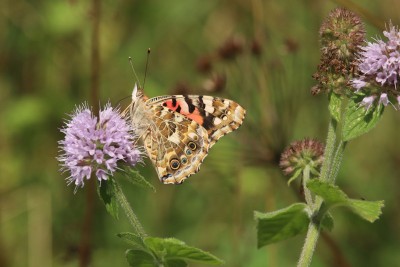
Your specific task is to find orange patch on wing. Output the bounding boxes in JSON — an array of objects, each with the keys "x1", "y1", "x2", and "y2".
[
  {"x1": 185, "y1": 110, "x2": 204, "y2": 125},
  {"x1": 165, "y1": 100, "x2": 176, "y2": 110},
  {"x1": 163, "y1": 100, "x2": 204, "y2": 125}
]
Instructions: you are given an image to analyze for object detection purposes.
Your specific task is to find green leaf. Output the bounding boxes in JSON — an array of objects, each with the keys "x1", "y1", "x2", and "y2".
[
  {"x1": 98, "y1": 178, "x2": 119, "y2": 219},
  {"x1": 347, "y1": 199, "x2": 384, "y2": 223},
  {"x1": 165, "y1": 260, "x2": 187, "y2": 267},
  {"x1": 287, "y1": 168, "x2": 302, "y2": 185},
  {"x1": 126, "y1": 249, "x2": 155, "y2": 267},
  {"x1": 123, "y1": 168, "x2": 156, "y2": 192},
  {"x1": 307, "y1": 180, "x2": 347, "y2": 203},
  {"x1": 307, "y1": 180, "x2": 384, "y2": 222},
  {"x1": 117, "y1": 232, "x2": 146, "y2": 251},
  {"x1": 328, "y1": 92, "x2": 342, "y2": 122},
  {"x1": 321, "y1": 213, "x2": 334, "y2": 231},
  {"x1": 255, "y1": 203, "x2": 310, "y2": 248},
  {"x1": 342, "y1": 96, "x2": 384, "y2": 141},
  {"x1": 144, "y1": 237, "x2": 224, "y2": 265}
]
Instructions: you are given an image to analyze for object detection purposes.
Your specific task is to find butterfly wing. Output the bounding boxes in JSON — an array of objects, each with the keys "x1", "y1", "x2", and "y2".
[
  {"x1": 142, "y1": 95, "x2": 245, "y2": 184},
  {"x1": 147, "y1": 95, "x2": 246, "y2": 147},
  {"x1": 143, "y1": 104, "x2": 210, "y2": 184}
]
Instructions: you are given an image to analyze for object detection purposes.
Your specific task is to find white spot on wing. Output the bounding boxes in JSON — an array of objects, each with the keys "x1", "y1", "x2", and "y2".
[
  {"x1": 213, "y1": 117, "x2": 222, "y2": 125},
  {"x1": 167, "y1": 132, "x2": 180, "y2": 144}
]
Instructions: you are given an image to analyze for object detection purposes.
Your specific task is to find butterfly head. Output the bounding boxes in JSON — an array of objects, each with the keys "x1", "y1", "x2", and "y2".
[
  {"x1": 132, "y1": 84, "x2": 142, "y2": 103},
  {"x1": 131, "y1": 83, "x2": 148, "y2": 105}
]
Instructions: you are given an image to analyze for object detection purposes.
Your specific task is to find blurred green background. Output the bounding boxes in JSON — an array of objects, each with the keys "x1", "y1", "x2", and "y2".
[{"x1": 1, "y1": 0, "x2": 400, "y2": 266}]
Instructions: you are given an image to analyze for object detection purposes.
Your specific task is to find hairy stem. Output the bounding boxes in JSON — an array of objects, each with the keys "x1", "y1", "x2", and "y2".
[
  {"x1": 302, "y1": 165, "x2": 313, "y2": 206},
  {"x1": 297, "y1": 111, "x2": 348, "y2": 266},
  {"x1": 114, "y1": 180, "x2": 147, "y2": 239},
  {"x1": 327, "y1": 140, "x2": 346, "y2": 183},
  {"x1": 320, "y1": 119, "x2": 337, "y2": 182},
  {"x1": 297, "y1": 219, "x2": 320, "y2": 267}
]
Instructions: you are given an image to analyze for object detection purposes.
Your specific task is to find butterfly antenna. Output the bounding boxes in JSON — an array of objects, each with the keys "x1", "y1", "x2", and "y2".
[
  {"x1": 129, "y1": 56, "x2": 142, "y2": 89},
  {"x1": 143, "y1": 48, "x2": 151, "y2": 89}
]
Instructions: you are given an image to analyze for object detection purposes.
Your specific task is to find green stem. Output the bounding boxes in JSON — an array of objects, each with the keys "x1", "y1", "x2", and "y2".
[
  {"x1": 319, "y1": 119, "x2": 337, "y2": 182},
  {"x1": 297, "y1": 219, "x2": 320, "y2": 267},
  {"x1": 114, "y1": 180, "x2": 147, "y2": 239},
  {"x1": 327, "y1": 140, "x2": 346, "y2": 183},
  {"x1": 297, "y1": 114, "x2": 348, "y2": 267},
  {"x1": 302, "y1": 165, "x2": 313, "y2": 206}
]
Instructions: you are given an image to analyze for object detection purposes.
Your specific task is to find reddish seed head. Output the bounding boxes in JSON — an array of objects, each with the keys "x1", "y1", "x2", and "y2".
[{"x1": 279, "y1": 138, "x2": 325, "y2": 177}]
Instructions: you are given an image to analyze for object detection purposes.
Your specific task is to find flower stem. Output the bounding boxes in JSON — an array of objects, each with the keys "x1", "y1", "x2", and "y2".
[
  {"x1": 302, "y1": 165, "x2": 313, "y2": 206},
  {"x1": 327, "y1": 140, "x2": 346, "y2": 183},
  {"x1": 113, "y1": 180, "x2": 147, "y2": 239},
  {"x1": 320, "y1": 119, "x2": 337, "y2": 182},
  {"x1": 297, "y1": 219, "x2": 320, "y2": 267},
  {"x1": 297, "y1": 115, "x2": 347, "y2": 267}
]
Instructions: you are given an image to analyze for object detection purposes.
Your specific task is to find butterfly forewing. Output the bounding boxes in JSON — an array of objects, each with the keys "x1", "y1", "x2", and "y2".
[{"x1": 147, "y1": 95, "x2": 246, "y2": 147}]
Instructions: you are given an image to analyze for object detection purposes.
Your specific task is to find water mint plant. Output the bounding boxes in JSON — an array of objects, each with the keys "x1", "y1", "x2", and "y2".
[
  {"x1": 58, "y1": 102, "x2": 223, "y2": 267},
  {"x1": 255, "y1": 8, "x2": 387, "y2": 267}
]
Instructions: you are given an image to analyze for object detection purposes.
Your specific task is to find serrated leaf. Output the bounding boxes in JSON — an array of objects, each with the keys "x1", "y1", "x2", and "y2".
[
  {"x1": 98, "y1": 178, "x2": 119, "y2": 219},
  {"x1": 328, "y1": 92, "x2": 342, "y2": 122},
  {"x1": 126, "y1": 249, "x2": 155, "y2": 267},
  {"x1": 255, "y1": 203, "x2": 310, "y2": 248},
  {"x1": 307, "y1": 180, "x2": 384, "y2": 222},
  {"x1": 307, "y1": 180, "x2": 347, "y2": 203},
  {"x1": 123, "y1": 169, "x2": 155, "y2": 192},
  {"x1": 117, "y1": 232, "x2": 146, "y2": 250},
  {"x1": 347, "y1": 199, "x2": 384, "y2": 222},
  {"x1": 342, "y1": 96, "x2": 384, "y2": 141},
  {"x1": 144, "y1": 237, "x2": 224, "y2": 265}
]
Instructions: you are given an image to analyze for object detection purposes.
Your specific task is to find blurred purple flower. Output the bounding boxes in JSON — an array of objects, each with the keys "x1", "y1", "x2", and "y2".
[
  {"x1": 351, "y1": 23, "x2": 400, "y2": 109},
  {"x1": 58, "y1": 103, "x2": 142, "y2": 188}
]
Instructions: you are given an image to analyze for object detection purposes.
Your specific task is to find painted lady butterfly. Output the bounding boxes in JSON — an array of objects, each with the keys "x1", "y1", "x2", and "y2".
[{"x1": 128, "y1": 84, "x2": 246, "y2": 184}]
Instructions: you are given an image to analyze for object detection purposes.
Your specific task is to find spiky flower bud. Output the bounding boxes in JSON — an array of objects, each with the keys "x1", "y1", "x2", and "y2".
[
  {"x1": 313, "y1": 8, "x2": 365, "y2": 95},
  {"x1": 279, "y1": 139, "x2": 324, "y2": 184}
]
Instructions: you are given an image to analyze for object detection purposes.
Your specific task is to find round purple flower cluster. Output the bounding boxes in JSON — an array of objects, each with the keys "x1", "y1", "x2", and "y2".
[
  {"x1": 58, "y1": 103, "x2": 142, "y2": 188},
  {"x1": 352, "y1": 24, "x2": 400, "y2": 109}
]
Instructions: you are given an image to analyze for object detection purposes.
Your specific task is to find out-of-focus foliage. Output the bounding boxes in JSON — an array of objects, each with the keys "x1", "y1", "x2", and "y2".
[{"x1": 1, "y1": 1, "x2": 400, "y2": 266}]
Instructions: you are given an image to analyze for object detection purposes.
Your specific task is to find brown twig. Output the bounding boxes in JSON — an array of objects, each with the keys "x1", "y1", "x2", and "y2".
[
  {"x1": 79, "y1": 0, "x2": 100, "y2": 266},
  {"x1": 321, "y1": 232, "x2": 352, "y2": 267}
]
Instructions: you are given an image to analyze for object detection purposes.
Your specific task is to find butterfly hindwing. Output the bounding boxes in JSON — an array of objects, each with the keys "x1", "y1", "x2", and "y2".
[{"x1": 143, "y1": 104, "x2": 209, "y2": 184}]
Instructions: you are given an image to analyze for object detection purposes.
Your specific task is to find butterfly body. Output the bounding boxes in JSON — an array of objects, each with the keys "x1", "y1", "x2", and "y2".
[{"x1": 129, "y1": 85, "x2": 245, "y2": 184}]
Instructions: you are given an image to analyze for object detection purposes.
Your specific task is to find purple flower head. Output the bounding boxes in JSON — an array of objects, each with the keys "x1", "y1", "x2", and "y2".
[
  {"x1": 351, "y1": 23, "x2": 400, "y2": 109},
  {"x1": 58, "y1": 103, "x2": 143, "y2": 189}
]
